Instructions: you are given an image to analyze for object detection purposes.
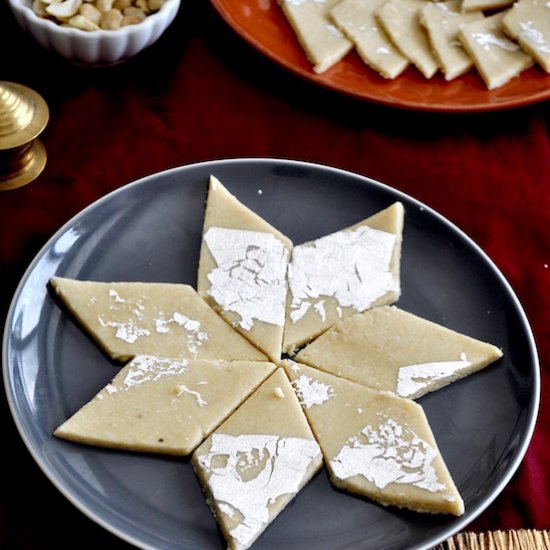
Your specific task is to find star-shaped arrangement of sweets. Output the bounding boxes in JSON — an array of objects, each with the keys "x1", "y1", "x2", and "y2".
[{"x1": 50, "y1": 175, "x2": 502, "y2": 550}]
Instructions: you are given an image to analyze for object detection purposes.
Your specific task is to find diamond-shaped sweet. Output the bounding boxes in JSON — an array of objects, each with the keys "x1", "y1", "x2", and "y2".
[
  {"x1": 192, "y1": 368, "x2": 322, "y2": 549},
  {"x1": 282, "y1": 360, "x2": 464, "y2": 516},
  {"x1": 55, "y1": 356, "x2": 276, "y2": 455},
  {"x1": 50, "y1": 277, "x2": 267, "y2": 362},
  {"x1": 283, "y1": 202, "x2": 404, "y2": 354},
  {"x1": 197, "y1": 176, "x2": 292, "y2": 362}
]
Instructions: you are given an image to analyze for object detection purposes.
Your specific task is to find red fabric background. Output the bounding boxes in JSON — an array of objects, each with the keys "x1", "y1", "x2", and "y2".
[{"x1": 1, "y1": 0, "x2": 549, "y2": 546}]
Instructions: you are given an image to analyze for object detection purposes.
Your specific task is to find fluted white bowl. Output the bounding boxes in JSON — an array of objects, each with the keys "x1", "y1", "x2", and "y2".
[{"x1": 8, "y1": 0, "x2": 180, "y2": 65}]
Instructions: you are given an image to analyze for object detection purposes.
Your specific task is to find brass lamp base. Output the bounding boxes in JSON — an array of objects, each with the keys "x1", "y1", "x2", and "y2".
[
  {"x1": 0, "y1": 140, "x2": 47, "y2": 191},
  {"x1": 0, "y1": 81, "x2": 49, "y2": 191}
]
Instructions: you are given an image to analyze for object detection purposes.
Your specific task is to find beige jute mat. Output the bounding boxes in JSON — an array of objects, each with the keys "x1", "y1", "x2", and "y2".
[{"x1": 434, "y1": 530, "x2": 550, "y2": 550}]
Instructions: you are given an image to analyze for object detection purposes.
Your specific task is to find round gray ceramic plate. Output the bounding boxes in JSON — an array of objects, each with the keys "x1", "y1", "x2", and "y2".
[{"x1": 3, "y1": 159, "x2": 540, "y2": 550}]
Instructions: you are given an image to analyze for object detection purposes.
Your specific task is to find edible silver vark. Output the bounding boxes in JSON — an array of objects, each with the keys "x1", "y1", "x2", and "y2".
[
  {"x1": 204, "y1": 227, "x2": 289, "y2": 330},
  {"x1": 288, "y1": 225, "x2": 397, "y2": 323},
  {"x1": 197, "y1": 434, "x2": 321, "y2": 548},
  {"x1": 330, "y1": 417, "x2": 445, "y2": 492}
]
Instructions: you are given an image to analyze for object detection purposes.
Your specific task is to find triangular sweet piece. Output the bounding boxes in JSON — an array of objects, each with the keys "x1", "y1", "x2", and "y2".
[
  {"x1": 283, "y1": 202, "x2": 404, "y2": 355},
  {"x1": 50, "y1": 277, "x2": 267, "y2": 362},
  {"x1": 282, "y1": 360, "x2": 464, "y2": 516},
  {"x1": 296, "y1": 306, "x2": 502, "y2": 399},
  {"x1": 197, "y1": 176, "x2": 292, "y2": 362},
  {"x1": 277, "y1": 0, "x2": 353, "y2": 73},
  {"x1": 502, "y1": 0, "x2": 550, "y2": 73},
  {"x1": 420, "y1": 1, "x2": 483, "y2": 81},
  {"x1": 54, "y1": 356, "x2": 276, "y2": 455},
  {"x1": 375, "y1": 0, "x2": 440, "y2": 78},
  {"x1": 192, "y1": 368, "x2": 322, "y2": 550},
  {"x1": 458, "y1": 12, "x2": 534, "y2": 90},
  {"x1": 331, "y1": 0, "x2": 410, "y2": 79}
]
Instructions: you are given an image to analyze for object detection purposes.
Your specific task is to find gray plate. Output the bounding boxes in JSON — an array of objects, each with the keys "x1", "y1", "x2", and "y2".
[{"x1": 3, "y1": 159, "x2": 540, "y2": 550}]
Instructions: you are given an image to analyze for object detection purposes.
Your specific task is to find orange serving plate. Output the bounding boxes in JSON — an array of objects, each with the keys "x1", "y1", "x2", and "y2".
[{"x1": 210, "y1": 0, "x2": 550, "y2": 112}]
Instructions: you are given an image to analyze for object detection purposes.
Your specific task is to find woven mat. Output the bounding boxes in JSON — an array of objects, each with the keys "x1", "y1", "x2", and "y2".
[{"x1": 434, "y1": 530, "x2": 550, "y2": 550}]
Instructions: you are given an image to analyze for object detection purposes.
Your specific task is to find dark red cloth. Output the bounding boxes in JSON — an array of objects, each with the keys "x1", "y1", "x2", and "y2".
[{"x1": 1, "y1": 1, "x2": 549, "y2": 546}]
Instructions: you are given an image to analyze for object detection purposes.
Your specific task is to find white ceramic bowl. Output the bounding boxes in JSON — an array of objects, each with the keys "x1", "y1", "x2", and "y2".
[{"x1": 8, "y1": 0, "x2": 180, "y2": 65}]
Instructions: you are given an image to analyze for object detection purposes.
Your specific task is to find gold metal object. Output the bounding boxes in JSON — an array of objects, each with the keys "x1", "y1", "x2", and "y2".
[{"x1": 0, "y1": 81, "x2": 49, "y2": 191}]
